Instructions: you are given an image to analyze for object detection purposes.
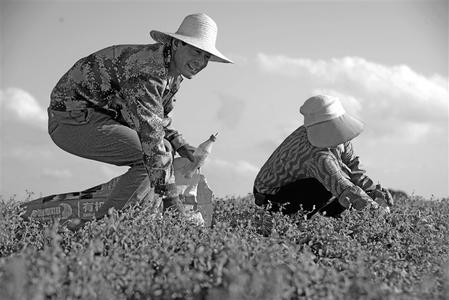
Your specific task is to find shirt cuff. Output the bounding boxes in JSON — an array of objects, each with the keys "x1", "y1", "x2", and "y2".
[{"x1": 168, "y1": 135, "x2": 188, "y2": 151}]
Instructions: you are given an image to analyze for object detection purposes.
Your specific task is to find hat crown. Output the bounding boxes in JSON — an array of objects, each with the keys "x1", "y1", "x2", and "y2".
[
  {"x1": 175, "y1": 13, "x2": 218, "y2": 45},
  {"x1": 149, "y1": 13, "x2": 232, "y2": 63},
  {"x1": 300, "y1": 95, "x2": 346, "y2": 126}
]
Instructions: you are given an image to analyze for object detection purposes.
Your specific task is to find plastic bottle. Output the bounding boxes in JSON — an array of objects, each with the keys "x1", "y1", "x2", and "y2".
[{"x1": 184, "y1": 133, "x2": 217, "y2": 179}]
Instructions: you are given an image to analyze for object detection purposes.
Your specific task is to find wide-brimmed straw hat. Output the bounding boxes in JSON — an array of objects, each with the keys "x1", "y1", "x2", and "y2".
[
  {"x1": 150, "y1": 13, "x2": 232, "y2": 64},
  {"x1": 299, "y1": 95, "x2": 364, "y2": 148}
]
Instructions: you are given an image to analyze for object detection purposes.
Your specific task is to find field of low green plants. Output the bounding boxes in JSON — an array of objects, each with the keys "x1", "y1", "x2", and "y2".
[{"x1": 1, "y1": 193, "x2": 448, "y2": 300}]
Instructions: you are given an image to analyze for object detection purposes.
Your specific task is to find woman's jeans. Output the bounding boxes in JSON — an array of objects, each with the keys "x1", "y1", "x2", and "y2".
[
  {"x1": 48, "y1": 107, "x2": 154, "y2": 218},
  {"x1": 253, "y1": 178, "x2": 346, "y2": 218}
]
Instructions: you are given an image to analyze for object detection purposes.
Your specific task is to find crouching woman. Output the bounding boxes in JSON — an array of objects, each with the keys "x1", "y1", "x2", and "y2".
[{"x1": 253, "y1": 95, "x2": 392, "y2": 218}]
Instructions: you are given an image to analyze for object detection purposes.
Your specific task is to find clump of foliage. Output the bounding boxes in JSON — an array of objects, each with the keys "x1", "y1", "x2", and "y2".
[{"x1": 1, "y1": 193, "x2": 448, "y2": 300}]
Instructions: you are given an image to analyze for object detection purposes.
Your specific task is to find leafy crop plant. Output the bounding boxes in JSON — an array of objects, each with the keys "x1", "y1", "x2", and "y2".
[{"x1": 1, "y1": 193, "x2": 448, "y2": 300}]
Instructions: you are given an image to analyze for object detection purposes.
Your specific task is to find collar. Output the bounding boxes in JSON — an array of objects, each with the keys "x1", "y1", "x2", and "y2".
[
  {"x1": 162, "y1": 44, "x2": 184, "y2": 86},
  {"x1": 163, "y1": 44, "x2": 172, "y2": 69}
]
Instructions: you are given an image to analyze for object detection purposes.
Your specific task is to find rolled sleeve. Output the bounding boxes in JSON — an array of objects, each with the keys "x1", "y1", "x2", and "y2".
[{"x1": 165, "y1": 125, "x2": 188, "y2": 151}]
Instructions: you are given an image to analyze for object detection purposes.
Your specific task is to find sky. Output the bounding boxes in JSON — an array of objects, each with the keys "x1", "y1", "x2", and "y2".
[{"x1": 0, "y1": 0, "x2": 448, "y2": 201}]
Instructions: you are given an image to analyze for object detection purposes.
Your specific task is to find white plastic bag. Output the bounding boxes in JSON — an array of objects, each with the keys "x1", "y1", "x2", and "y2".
[{"x1": 173, "y1": 157, "x2": 214, "y2": 227}]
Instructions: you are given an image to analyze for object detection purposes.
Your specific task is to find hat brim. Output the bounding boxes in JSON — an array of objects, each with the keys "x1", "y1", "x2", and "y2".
[
  {"x1": 305, "y1": 114, "x2": 364, "y2": 148},
  {"x1": 150, "y1": 30, "x2": 233, "y2": 64}
]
